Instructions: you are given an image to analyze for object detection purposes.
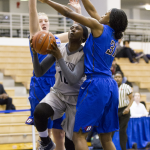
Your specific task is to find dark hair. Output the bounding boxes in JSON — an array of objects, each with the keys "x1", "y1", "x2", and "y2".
[
  {"x1": 109, "y1": 8, "x2": 128, "y2": 39},
  {"x1": 123, "y1": 40, "x2": 130, "y2": 45},
  {"x1": 115, "y1": 71, "x2": 124, "y2": 78},
  {"x1": 79, "y1": 24, "x2": 88, "y2": 43}
]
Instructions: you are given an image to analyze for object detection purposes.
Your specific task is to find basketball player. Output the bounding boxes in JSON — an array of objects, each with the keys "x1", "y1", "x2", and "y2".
[
  {"x1": 26, "y1": 0, "x2": 81, "y2": 150},
  {"x1": 38, "y1": 0, "x2": 128, "y2": 150},
  {"x1": 31, "y1": 23, "x2": 88, "y2": 150}
]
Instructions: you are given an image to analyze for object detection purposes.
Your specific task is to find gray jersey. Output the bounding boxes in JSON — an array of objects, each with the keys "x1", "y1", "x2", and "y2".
[{"x1": 52, "y1": 43, "x2": 85, "y2": 96}]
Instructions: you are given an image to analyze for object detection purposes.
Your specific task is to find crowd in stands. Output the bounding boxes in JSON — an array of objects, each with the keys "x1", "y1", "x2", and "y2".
[{"x1": 115, "y1": 40, "x2": 149, "y2": 63}]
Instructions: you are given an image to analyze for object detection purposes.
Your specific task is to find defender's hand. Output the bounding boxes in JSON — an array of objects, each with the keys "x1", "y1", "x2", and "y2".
[{"x1": 68, "y1": 0, "x2": 81, "y2": 14}]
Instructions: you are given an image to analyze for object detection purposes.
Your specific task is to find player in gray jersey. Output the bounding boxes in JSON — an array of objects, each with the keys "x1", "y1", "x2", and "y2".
[{"x1": 31, "y1": 23, "x2": 88, "y2": 150}]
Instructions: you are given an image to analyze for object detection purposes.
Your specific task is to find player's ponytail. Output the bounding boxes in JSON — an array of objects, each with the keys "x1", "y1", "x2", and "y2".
[
  {"x1": 109, "y1": 8, "x2": 128, "y2": 39},
  {"x1": 115, "y1": 31, "x2": 123, "y2": 39}
]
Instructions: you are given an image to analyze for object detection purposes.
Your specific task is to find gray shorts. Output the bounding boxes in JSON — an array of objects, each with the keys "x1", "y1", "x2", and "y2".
[{"x1": 40, "y1": 89, "x2": 78, "y2": 140}]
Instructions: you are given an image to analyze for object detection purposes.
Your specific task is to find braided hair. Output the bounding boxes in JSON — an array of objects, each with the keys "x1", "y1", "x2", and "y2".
[{"x1": 109, "y1": 8, "x2": 128, "y2": 39}]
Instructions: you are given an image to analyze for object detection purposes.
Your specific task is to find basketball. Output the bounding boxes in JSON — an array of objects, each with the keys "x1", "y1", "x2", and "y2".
[{"x1": 32, "y1": 30, "x2": 56, "y2": 55}]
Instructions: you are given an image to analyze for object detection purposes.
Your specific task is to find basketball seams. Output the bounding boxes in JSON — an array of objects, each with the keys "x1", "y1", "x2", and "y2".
[
  {"x1": 33, "y1": 31, "x2": 55, "y2": 55},
  {"x1": 39, "y1": 32, "x2": 49, "y2": 54}
]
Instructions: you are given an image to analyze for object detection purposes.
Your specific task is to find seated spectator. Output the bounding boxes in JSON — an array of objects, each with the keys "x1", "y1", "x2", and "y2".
[
  {"x1": 116, "y1": 40, "x2": 149, "y2": 63},
  {"x1": 111, "y1": 59, "x2": 133, "y2": 88},
  {"x1": 111, "y1": 58, "x2": 122, "y2": 76},
  {"x1": 116, "y1": 40, "x2": 138, "y2": 63},
  {"x1": 0, "y1": 84, "x2": 15, "y2": 112},
  {"x1": 130, "y1": 92, "x2": 148, "y2": 118}
]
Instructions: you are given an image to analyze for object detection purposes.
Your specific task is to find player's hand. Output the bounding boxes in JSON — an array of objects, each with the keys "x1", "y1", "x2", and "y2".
[
  {"x1": 47, "y1": 42, "x2": 62, "y2": 60},
  {"x1": 123, "y1": 107, "x2": 130, "y2": 115},
  {"x1": 68, "y1": 0, "x2": 81, "y2": 14},
  {"x1": 38, "y1": 0, "x2": 48, "y2": 3},
  {"x1": 30, "y1": 37, "x2": 37, "y2": 54}
]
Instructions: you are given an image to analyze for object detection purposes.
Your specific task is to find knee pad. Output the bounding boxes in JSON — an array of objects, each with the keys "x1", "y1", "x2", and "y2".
[{"x1": 34, "y1": 103, "x2": 54, "y2": 120}]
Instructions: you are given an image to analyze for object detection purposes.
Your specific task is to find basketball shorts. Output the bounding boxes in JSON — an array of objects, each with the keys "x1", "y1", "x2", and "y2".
[
  {"x1": 40, "y1": 88, "x2": 78, "y2": 140},
  {"x1": 26, "y1": 76, "x2": 64, "y2": 130},
  {"x1": 74, "y1": 75, "x2": 119, "y2": 134}
]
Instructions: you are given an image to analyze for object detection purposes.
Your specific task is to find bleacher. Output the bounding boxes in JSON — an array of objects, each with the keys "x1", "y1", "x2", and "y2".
[
  {"x1": 0, "y1": 44, "x2": 149, "y2": 149},
  {"x1": 0, "y1": 89, "x2": 39, "y2": 149},
  {"x1": 0, "y1": 46, "x2": 32, "y2": 90},
  {"x1": 0, "y1": 46, "x2": 40, "y2": 149}
]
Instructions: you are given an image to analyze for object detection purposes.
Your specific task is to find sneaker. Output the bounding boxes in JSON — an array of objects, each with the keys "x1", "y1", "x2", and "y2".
[
  {"x1": 38, "y1": 140, "x2": 56, "y2": 150},
  {"x1": 132, "y1": 143, "x2": 137, "y2": 149}
]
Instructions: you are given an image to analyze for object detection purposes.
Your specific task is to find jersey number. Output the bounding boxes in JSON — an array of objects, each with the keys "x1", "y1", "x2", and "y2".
[
  {"x1": 59, "y1": 71, "x2": 68, "y2": 84},
  {"x1": 105, "y1": 40, "x2": 116, "y2": 57}
]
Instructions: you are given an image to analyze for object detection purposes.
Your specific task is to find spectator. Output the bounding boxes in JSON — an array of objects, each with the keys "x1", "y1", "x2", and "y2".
[
  {"x1": 115, "y1": 40, "x2": 137, "y2": 63},
  {"x1": 113, "y1": 71, "x2": 134, "y2": 150},
  {"x1": 111, "y1": 58, "x2": 122, "y2": 76},
  {"x1": 0, "y1": 83, "x2": 15, "y2": 112},
  {"x1": 116, "y1": 40, "x2": 149, "y2": 63},
  {"x1": 130, "y1": 92, "x2": 148, "y2": 118},
  {"x1": 111, "y1": 59, "x2": 133, "y2": 88}
]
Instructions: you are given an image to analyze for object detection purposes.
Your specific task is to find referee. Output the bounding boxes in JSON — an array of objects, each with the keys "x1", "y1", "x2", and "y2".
[{"x1": 114, "y1": 71, "x2": 133, "y2": 150}]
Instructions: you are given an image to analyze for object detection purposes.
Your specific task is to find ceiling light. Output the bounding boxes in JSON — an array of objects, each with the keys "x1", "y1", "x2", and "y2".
[
  {"x1": 145, "y1": 4, "x2": 150, "y2": 10},
  {"x1": 20, "y1": 0, "x2": 28, "y2": 1}
]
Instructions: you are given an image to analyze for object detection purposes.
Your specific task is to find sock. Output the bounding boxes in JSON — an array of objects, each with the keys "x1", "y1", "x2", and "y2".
[
  {"x1": 39, "y1": 129, "x2": 51, "y2": 145},
  {"x1": 39, "y1": 129, "x2": 48, "y2": 137}
]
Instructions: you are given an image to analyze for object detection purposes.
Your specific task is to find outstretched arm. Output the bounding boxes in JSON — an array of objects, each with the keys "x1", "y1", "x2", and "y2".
[
  {"x1": 55, "y1": 0, "x2": 82, "y2": 43},
  {"x1": 29, "y1": 0, "x2": 41, "y2": 39},
  {"x1": 81, "y1": 0, "x2": 100, "y2": 21},
  {"x1": 39, "y1": 0, "x2": 102, "y2": 31}
]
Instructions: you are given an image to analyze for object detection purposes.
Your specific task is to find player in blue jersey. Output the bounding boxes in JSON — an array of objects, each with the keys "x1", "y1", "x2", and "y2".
[
  {"x1": 38, "y1": 0, "x2": 128, "y2": 150},
  {"x1": 26, "y1": 0, "x2": 81, "y2": 149}
]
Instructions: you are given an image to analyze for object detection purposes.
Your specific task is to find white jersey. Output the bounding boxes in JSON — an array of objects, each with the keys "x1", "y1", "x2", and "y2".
[{"x1": 52, "y1": 43, "x2": 85, "y2": 96}]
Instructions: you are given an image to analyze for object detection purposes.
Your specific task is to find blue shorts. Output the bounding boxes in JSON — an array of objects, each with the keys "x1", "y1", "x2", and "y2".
[
  {"x1": 74, "y1": 74, "x2": 119, "y2": 134},
  {"x1": 26, "y1": 76, "x2": 64, "y2": 129}
]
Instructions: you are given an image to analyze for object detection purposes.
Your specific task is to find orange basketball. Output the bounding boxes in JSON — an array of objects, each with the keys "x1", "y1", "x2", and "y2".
[{"x1": 32, "y1": 30, "x2": 56, "y2": 55}]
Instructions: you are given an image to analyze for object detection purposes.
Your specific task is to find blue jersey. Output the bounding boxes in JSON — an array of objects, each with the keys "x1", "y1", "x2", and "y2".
[
  {"x1": 30, "y1": 35, "x2": 61, "y2": 77},
  {"x1": 27, "y1": 35, "x2": 64, "y2": 129},
  {"x1": 83, "y1": 25, "x2": 118, "y2": 76}
]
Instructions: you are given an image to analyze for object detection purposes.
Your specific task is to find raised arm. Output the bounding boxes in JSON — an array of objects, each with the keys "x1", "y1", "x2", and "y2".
[
  {"x1": 39, "y1": 0, "x2": 102, "y2": 31},
  {"x1": 55, "y1": 0, "x2": 82, "y2": 43},
  {"x1": 29, "y1": 0, "x2": 41, "y2": 39},
  {"x1": 81, "y1": 0, "x2": 100, "y2": 21}
]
